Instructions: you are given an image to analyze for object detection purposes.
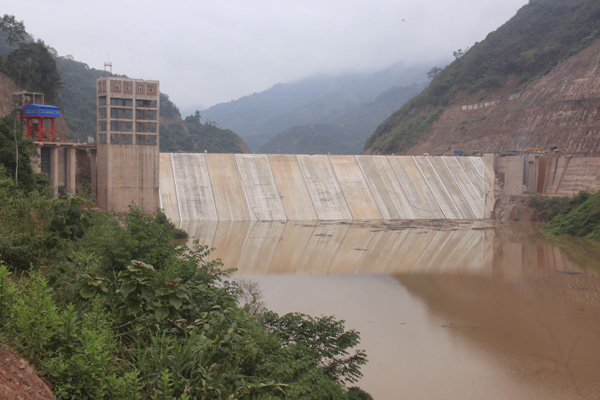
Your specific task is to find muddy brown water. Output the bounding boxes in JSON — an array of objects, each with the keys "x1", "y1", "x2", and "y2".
[{"x1": 183, "y1": 221, "x2": 600, "y2": 399}]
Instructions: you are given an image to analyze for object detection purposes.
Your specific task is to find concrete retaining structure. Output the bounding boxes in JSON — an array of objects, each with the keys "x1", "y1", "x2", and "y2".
[
  {"x1": 492, "y1": 154, "x2": 600, "y2": 196},
  {"x1": 160, "y1": 154, "x2": 495, "y2": 222}
]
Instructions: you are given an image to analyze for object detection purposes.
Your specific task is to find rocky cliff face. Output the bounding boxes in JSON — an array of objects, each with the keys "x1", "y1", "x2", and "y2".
[{"x1": 406, "y1": 38, "x2": 600, "y2": 156}]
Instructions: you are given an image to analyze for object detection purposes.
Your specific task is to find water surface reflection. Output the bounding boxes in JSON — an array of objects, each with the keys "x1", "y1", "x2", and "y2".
[{"x1": 183, "y1": 221, "x2": 600, "y2": 399}]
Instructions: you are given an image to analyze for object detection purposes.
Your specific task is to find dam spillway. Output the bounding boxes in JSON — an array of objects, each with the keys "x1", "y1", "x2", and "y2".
[{"x1": 159, "y1": 153, "x2": 494, "y2": 222}]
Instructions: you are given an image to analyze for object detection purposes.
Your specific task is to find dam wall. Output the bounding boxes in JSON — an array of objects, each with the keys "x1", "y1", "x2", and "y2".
[{"x1": 159, "y1": 154, "x2": 495, "y2": 222}]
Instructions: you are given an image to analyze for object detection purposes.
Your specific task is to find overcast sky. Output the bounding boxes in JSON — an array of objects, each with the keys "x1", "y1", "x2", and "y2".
[{"x1": 5, "y1": 0, "x2": 528, "y2": 113}]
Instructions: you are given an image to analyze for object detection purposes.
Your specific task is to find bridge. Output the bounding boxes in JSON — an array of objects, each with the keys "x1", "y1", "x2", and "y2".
[{"x1": 159, "y1": 154, "x2": 495, "y2": 222}]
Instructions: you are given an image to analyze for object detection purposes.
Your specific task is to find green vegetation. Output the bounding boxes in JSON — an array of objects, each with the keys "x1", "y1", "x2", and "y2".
[
  {"x1": 161, "y1": 110, "x2": 247, "y2": 153},
  {"x1": 0, "y1": 115, "x2": 369, "y2": 398},
  {"x1": 0, "y1": 15, "x2": 61, "y2": 103},
  {"x1": 530, "y1": 191, "x2": 600, "y2": 273},
  {"x1": 528, "y1": 192, "x2": 580, "y2": 221},
  {"x1": 365, "y1": 0, "x2": 600, "y2": 154},
  {"x1": 0, "y1": 14, "x2": 29, "y2": 56},
  {"x1": 365, "y1": 105, "x2": 444, "y2": 154},
  {"x1": 0, "y1": 115, "x2": 48, "y2": 191},
  {"x1": 539, "y1": 191, "x2": 600, "y2": 240},
  {"x1": 1, "y1": 39, "x2": 62, "y2": 104}
]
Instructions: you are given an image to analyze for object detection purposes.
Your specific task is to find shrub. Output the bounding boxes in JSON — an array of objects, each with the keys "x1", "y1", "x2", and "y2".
[
  {"x1": 9, "y1": 272, "x2": 60, "y2": 362},
  {"x1": 44, "y1": 300, "x2": 116, "y2": 399},
  {"x1": 541, "y1": 191, "x2": 600, "y2": 240},
  {"x1": 0, "y1": 263, "x2": 16, "y2": 329}
]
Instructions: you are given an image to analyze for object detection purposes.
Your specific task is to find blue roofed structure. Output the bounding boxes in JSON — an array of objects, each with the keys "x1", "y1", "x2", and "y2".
[
  {"x1": 20, "y1": 103, "x2": 61, "y2": 141},
  {"x1": 22, "y1": 104, "x2": 61, "y2": 118}
]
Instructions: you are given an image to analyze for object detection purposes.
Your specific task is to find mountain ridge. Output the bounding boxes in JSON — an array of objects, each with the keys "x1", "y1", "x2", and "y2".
[
  {"x1": 364, "y1": 0, "x2": 600, "y2": 155},
  {"x1": 201, "y1": 64, "x2": 434, "y2": 152}
]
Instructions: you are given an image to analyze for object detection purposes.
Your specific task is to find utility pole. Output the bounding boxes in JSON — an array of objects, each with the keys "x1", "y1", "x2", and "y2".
[{"x1": 12, "y1": 96, "x2": 19, "y2": 185}]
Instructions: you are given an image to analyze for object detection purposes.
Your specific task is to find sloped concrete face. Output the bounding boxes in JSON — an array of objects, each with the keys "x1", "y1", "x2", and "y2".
[
  {"x1": 179, "y1": 220, "x2": 489, "y2": 275},
  {"x1": 160, "y1": 153, "x2": 494, "y2": 222}
]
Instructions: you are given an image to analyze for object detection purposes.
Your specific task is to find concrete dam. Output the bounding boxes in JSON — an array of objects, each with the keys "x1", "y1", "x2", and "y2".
[{"x1": 159, "y1": 153, "x2": 494, "y2": 222}]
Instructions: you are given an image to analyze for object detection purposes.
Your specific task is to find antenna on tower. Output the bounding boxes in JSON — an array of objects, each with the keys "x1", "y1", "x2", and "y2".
[{"x1": 104, "y1": 55, "x2": 112, "y2": 76}]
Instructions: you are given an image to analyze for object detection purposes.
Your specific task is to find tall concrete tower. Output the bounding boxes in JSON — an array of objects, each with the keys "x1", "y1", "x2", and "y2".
[{"x1": 96, "y1": 77, "x2": 160, "y2": 213}]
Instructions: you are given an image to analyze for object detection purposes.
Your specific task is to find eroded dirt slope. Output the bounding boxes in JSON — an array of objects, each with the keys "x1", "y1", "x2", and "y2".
[
  {"x1": 408, "y1": 38, "x2": 600, "y2": 156},
  {"x1": 0, "y1": 348, "x2": 54, "y2": 400}
]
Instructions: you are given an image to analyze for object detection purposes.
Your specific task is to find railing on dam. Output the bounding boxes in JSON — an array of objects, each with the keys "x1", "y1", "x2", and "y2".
[{"x1": 159, "y1": 154, "x2": 495, "y2": 222}]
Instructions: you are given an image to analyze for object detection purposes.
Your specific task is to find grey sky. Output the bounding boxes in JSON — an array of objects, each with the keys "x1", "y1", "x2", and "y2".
[{"x1": 5, "y1": 0, "x2": 528, "y2": 113}]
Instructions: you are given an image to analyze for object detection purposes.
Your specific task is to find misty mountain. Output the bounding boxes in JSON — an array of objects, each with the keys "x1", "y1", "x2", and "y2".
[
  {"x1": 260, "y1": 83, "x2": 425, "y2": 154},
  {"x1": 201, "y1": 63, "x2": 434, "y2": 152}
]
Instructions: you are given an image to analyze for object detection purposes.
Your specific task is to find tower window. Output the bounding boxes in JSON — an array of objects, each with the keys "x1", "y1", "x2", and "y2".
[
  {"x1": 148, "y1": 84, "x2": 154, "y2": 93},
  {"x1": 111, "y1": 134, "x2": 133, "y2": 145},
  {"x1": 125, "y1": 82, "x2": 131, "y2": 91},
  {"x1": 114, "y1": 82, "x2": 121, "y2": 90},
  {"x1": 138, "y1": 84, "x2": 144, "y2": 92}
]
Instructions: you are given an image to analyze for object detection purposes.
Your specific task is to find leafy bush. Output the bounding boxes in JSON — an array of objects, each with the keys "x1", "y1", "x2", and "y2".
[
  {"x1": 9, "y1": 273, "x2": 60, "y2": 362},
  {"x1": 541, "y1": 191, "x2": 600, "y2": 240},
  {"x1": 528, "y1": 193, "x2": 573, "y2": 220},
  {"x1": 0, "y1": 263, "x2": 16, "y2": 329},
  {"x1": 348, "y1": 387, "x2": 375, "y2": 400},
  {"x1": 44, "y1": 300, "x2": 116, "y2": 399},
  {"x1": 262, "y1": 311, "x2": 368, "y2": 385},
  {"x1": 0, "y1": 185, "x2": 371, "y2": 399}
]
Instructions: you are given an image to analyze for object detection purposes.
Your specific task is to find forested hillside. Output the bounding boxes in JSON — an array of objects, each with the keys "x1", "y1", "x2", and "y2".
[
  {"x1": 365, "y1": 0, "x2": 600, "y2": 155},
  {"x1": 160, "y1": 106, "x2": 250, "y2": 153},
  {"x1": 260, "y1": 83, "x2": 424, "y2": 154},
  {"x1": 202, "y1": 64, "x2": 432, "y2": 152},
  {"x1": 55, "y1": 56, "x2": 104, "y2": 141}
]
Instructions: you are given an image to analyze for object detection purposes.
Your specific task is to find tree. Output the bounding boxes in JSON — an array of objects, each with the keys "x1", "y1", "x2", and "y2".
[
  {"x1": 159, "y1": 92, "x2": 180, "y2": 119},
  {"x1": 0, "y1": 116, "x2": 47, "y2": 192},
  {"x1": 4, "y1": 40, "x2": 62, "y2": 104},
  {"x1": 453, "y1": 48, "x2": 465, "y2": 59},
  {"x1": 0, "y1": 14, "x2": 27, "y2": 51},
  {"x1": 427, "y1": 66, "x2": 442, "y2": 80},
  {"x1": 261, "y1": 311, "x2": 368, "y2": 385},
  {"x1": 348, "y1": 387, "x2": 374, "y2": 400}
]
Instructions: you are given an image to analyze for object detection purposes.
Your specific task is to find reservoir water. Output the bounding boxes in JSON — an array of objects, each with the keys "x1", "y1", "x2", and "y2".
[{"x1": 182, "y1": 220, "x2": 600, "y2": 399}]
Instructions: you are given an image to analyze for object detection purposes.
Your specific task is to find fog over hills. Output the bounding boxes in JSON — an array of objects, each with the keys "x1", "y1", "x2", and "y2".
[{"x1": 201, "y1": 62, "x2": 437, "y2": 153}]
